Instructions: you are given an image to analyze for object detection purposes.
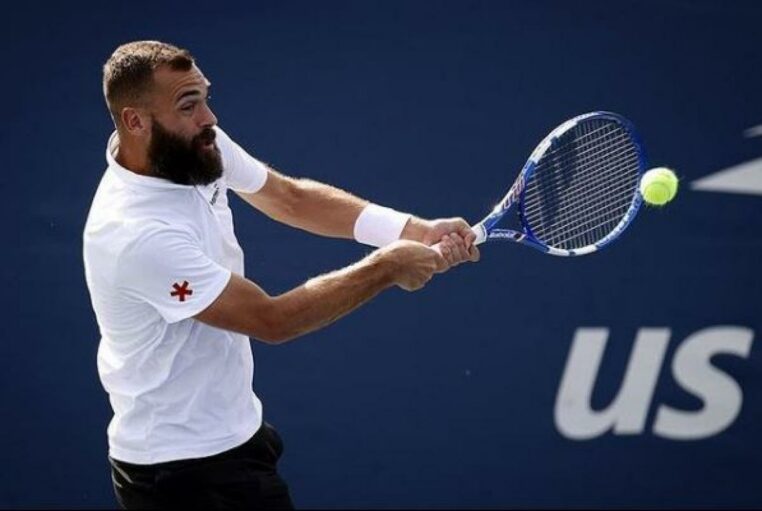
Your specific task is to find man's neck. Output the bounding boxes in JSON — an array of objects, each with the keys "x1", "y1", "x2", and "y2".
[{"x1": 114, "y1": 133, "x2": 152, "y2": 176}]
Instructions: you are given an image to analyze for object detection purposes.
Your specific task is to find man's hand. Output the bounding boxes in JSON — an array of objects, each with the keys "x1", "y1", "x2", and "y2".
[
  {"x1": 422, "y1": 217, "x2": 477, "y2": 248},
  {"x1": 436, "y1": 232, "x2": 480, "y2": 268},
  {"x1": 374, "y1": 240, "x2": 447, "y2": 291},
  {"x1": 401, "y1": 217, "x2": 480, "y2": 267}
]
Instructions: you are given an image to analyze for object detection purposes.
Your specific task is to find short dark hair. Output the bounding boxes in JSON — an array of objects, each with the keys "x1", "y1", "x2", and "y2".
[{"x1": 103, "y1": 41, "x2": 194, "y2": 124}]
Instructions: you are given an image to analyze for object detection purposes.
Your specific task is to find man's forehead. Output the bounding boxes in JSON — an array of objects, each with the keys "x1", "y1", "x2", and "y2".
[{"x1": 153, "y1": 65, "x2": 210, "y2": 99}]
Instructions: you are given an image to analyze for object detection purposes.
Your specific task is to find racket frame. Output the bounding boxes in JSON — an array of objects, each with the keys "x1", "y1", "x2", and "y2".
[{"x1": 472, "y1": 111, "x2": 647, "y2": 256}]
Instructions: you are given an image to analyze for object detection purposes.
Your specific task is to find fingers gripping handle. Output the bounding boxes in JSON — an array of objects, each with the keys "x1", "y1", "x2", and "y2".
[
  {"x1": 430, "y1": 224, "x2": 486, "y2": 255},
  {"x1": 430, "y1": 224, "x2": 483, "y2": 272}
]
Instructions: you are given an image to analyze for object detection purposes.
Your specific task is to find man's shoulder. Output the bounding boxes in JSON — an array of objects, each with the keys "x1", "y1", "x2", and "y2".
[
  {"x1": 87, "y1": 171, "x2": 196, "y2": 225},
  {"x1": 86, "y1": 212, "x2": 197, "y2": 248},
  {"x1": 84, "y1": 178, "x2": 199, "y2": 255},
  {"x1": 84, "y1": 217, "x2": 201, "y2": 287}
]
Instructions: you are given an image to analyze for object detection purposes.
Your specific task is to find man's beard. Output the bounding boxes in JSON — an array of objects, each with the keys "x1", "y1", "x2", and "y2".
[{"x1": 148, "y1": 119, "x2": 223, "y2": 186}]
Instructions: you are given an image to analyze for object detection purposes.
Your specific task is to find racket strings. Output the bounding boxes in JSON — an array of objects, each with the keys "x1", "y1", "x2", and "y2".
[
  {"x1": 525, "y1": 123, "x2": 633, "y2": 189},
  {"x1": 530, "y1": 123, "x2": 622, "y2": 164},
  {"x1": 499, "y1": 124, "x2": 629, "y2": 212},
  {"x1": 521, "y1": 142, "x2": 638, "y2": 216},
  {"x1": 525, "y1": 131, "x2": 636, "y2": 192},
  {"x1": 549, "y1": 186, "x2": 637, "y2": 246},
  {"x1": 528, "y1": 134, "x2": 638, "y2": 248},
  {"x1": 521, "y1": 120, "x2": 640, "y2": 250},
  {"x1": 533, "y1": 160, "x2": 638, "y2": 249},
  {"x1": 523, "y1": 124, "x2": 631, "y2": 211},
  {"x1": 521, "y1": 157, "x2": 639, "y2": 232},
  {"x1": 523, "y1": 179, "x2": 637, "y2": 234},
  {"x1": 558, "y1": 199, "x2": 633, "y2": 248}
]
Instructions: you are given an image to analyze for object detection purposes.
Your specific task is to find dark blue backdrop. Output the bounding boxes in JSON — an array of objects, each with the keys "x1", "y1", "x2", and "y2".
[{"x1": 2, "y1": 1, "x2": 761, "y2": 508}]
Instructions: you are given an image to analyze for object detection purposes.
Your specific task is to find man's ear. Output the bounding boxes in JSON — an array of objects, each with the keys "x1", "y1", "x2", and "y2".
[{"x1": 120, "y1": 107, "x2": 150, "y2": 136}]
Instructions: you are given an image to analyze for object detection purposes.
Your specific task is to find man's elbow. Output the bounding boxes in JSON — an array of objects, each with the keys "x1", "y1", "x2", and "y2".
[
  {"x1": 251, "y1": 327, "x2": 295, "y2": 345},
  {"x1": 247, "y1": 307, "x2": 299, "y2": 345}
]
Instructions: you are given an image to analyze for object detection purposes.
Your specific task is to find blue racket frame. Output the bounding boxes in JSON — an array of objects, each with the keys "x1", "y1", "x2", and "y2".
[{"x1": 471, "y1": 111, "x2": 647, "y2": 256}]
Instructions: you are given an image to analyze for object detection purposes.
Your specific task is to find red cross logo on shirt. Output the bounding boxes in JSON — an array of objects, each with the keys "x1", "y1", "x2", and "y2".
[{"x1": 170, "y1": 281, "x2": 193, "y2": 302}]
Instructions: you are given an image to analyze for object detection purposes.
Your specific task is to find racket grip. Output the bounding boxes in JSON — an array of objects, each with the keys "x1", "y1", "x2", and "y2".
[{"x1": 471, "y1": 224, "x2": 487, "y2": 245}]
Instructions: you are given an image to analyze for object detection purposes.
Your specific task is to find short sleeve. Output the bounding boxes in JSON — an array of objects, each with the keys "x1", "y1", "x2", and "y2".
[
  {"x1": 215, "y1": 126, "x2": 269, "y2": 193},
  {"x1": 117, "y1": 227, "x2": 232, "y2": 324}
]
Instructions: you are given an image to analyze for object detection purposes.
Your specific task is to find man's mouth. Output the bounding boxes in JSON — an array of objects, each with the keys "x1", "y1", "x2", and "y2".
[{"x1": 196, "y1": 132, "x2": 217, "y2": 150}]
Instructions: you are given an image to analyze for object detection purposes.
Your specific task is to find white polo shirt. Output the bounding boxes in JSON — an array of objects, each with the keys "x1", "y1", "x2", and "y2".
[{"x1": 83, "y1": 127, "x2": 269, "y2": 465}]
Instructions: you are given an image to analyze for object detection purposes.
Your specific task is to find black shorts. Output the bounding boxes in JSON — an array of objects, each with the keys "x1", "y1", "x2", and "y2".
[{"x1": 109, "y1": 422, "x2": 294, "y2": 510}]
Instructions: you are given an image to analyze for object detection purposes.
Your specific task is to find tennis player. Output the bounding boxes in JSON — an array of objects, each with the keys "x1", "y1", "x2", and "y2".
[{"x1": 83, "y1": 40, "x2": 479, "y2": 509}]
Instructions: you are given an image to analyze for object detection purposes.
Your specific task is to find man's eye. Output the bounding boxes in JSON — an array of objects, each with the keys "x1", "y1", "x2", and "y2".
[{"x1": 180, "y1": 104, "x2": 194, "y2": 112}]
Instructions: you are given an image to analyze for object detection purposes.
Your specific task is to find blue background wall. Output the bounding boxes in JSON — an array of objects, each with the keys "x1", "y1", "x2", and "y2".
[{"x1": 2, "y1": 1, "x2": 761, "y2": 508}]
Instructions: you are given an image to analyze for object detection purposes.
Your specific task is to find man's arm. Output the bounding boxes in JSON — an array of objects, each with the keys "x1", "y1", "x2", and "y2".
[
  {"x1": 235, "y1": 166, "x2": 366, "y2": 239},
  {"x1": 234, "y1": 165, "x2": 478, "y2": 251},
  {"x1": 195, "y1": 240, "x2": 446, "y2": 344}
]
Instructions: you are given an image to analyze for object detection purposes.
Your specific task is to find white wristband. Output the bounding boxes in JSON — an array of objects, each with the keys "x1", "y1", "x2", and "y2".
[{"x1": 353, "y1": 204, "x2": 411, "y2": 247}]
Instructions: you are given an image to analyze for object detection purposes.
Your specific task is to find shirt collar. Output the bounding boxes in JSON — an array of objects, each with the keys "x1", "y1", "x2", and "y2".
[{"x1": 106, "y1": 131, "x2": 194, "y2": 190}]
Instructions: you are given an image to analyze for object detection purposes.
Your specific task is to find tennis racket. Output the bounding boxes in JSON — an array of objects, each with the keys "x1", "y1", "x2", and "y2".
[{"x1": 469, "y1": 111, "x2": 647, "y2": 256}]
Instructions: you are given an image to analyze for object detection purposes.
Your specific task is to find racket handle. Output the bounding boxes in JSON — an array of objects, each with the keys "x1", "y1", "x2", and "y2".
[{"x1": 471, "y1": 224, "x2": 487, "y2": 245}]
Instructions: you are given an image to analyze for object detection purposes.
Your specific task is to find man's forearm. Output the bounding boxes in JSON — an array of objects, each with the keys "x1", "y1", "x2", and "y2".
[
  {"x1": 278, "y1": 179, "x2": 432, "y2": 244},
  {"x1": 237, "y1": 166, "x2": 471, "y2": 248},
  {"x1": 285, "y1": 178, "x2": 368, "y2": 238},
  {"x1": 266, "y1": 251, "x2": 396, "y2": 343},
  {"x1": 238, "y1": 168, "x2": 431, "y2": 242},
  {"x1": 195, "y1": 239, "x2": 444, "y2": 343},
  {"x1": 239, "y1": 170, "x2": 369, "y2": 238}
]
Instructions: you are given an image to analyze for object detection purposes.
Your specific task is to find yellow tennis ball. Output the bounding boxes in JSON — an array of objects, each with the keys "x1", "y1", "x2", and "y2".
[{"x1": 640, "y1": 167, "x2": 679, "y2": 206}]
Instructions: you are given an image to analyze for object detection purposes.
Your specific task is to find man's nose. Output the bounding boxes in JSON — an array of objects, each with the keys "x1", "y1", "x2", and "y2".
[{"x1": 198, "y1": 102, "x2": 218, "y2": 128}]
